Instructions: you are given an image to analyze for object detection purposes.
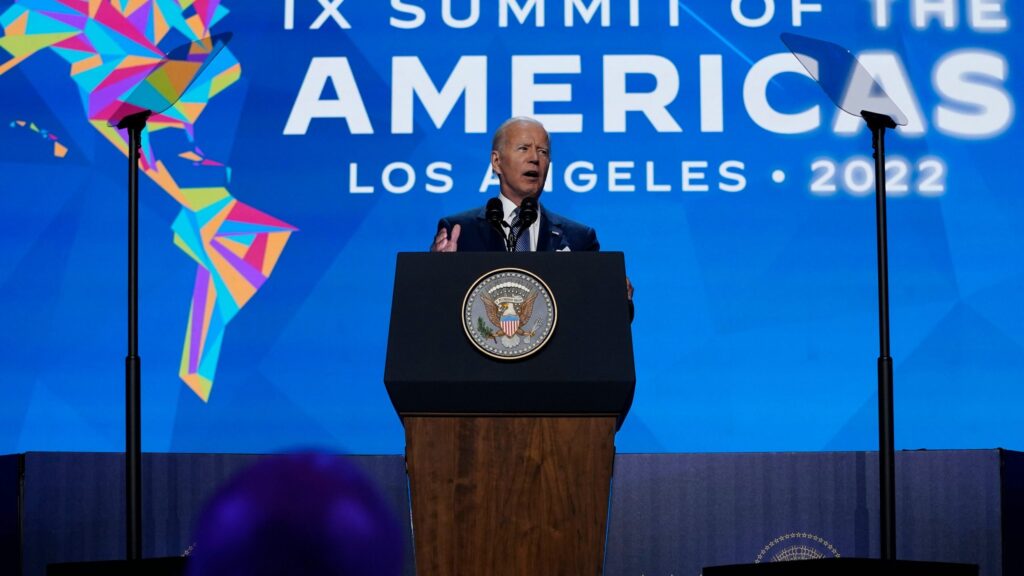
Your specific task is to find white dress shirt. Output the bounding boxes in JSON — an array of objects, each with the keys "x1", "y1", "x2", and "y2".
[{"x1": 498, "y1": 193, "x2": 541, "y2": 252}]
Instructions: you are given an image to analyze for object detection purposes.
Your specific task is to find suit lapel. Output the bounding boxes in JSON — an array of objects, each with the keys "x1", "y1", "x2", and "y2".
[
  {"x1": 475, "y1": 209, "x2": 508, "y2": 251},
  {"x1": 537, "y1": 206, "x2": 565, "y2": 252}
]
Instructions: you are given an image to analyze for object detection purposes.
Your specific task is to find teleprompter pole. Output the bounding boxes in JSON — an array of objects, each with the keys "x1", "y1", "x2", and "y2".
[
  {"x1": 117, "y1": 110, "x2": 151, "y2": 561},
  {"x1": 864, "y1": 109, "x2": 897, "y2": 561}
]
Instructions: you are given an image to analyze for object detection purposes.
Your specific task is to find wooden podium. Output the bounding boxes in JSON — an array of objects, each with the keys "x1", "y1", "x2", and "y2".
[{"x1": 385, "y1": 252, "x2": 635, "y2": 576}]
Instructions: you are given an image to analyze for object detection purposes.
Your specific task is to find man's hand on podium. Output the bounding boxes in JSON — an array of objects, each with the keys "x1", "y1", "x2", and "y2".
[
  {"x1": 626, "y1": 277, "x2": 634, "y2": 301},
  {"x1": 431, "y1": 224, "x2": 461, "y2": 252}
]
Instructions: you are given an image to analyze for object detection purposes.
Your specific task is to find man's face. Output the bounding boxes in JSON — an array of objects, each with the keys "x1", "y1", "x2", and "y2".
[{"x1": 491, "y1": 122, "x2": 550, "y2": 205}]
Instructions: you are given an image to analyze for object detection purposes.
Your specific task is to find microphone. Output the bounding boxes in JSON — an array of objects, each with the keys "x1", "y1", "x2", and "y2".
[
  {"x1": 519, "y1": 196, "x2": 538, "y2": 231},
  {"x1": 485, "y1": 197, "x2": 512, "y2": 250},
  {"x1": 485, "y1": 197, "x2": 503, "y2": 228},
  {"x1": 507, "y1": 196, "x2": 538, "y2": 253}
]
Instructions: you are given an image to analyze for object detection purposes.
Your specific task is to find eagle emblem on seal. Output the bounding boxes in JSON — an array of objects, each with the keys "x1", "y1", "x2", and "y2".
[{"x1": 481, "y1": 290, "x2": 539, "y2": 348}]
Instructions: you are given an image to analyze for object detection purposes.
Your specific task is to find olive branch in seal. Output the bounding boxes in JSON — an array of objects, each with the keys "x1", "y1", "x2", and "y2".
[{"x1": 476, "y1": 317, "x2": 501, "y2": 341}]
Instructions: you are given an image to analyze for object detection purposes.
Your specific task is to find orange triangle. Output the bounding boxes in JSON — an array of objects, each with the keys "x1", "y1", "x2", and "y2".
[
  {"x1": 152, "y1": 0, "x2": 170, "y2": 43},
  {"x1": 6, "y1": 11, "x2": 28, "y2": 36},
  {"x1": 124, "y1": 0, "x2": 149, "y2": 16},
  {"x1": 71, "y1": 54, "x2": 103, "y2": 76}
]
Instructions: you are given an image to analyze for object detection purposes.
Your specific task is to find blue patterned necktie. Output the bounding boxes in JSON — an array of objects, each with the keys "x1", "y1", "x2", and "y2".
[{"x1": 510, "y1": 207, "x2": 531, "y2": 252}]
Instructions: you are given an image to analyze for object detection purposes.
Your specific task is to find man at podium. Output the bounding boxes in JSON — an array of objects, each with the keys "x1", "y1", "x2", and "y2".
[
  {"x1": 430, "y1": 116, "x2": 600, "y2": 254},
  {"x1": 430, "y1": 116, "x2": 635, "y2": 304},
  {"x1": 393, "y1": 120, "x2": 637, "y2": 576}
]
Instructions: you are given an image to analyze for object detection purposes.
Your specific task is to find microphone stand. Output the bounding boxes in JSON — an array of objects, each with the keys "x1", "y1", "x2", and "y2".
[
  {"x1": 512, "y1": 198, "x2": 538, "y2": 253},
  {"x1": 504, "y1": 223, "x2": 518, "y2": 252},
  {"x1": 506, "y1": 222, "x2": 533, "y2": 253}
]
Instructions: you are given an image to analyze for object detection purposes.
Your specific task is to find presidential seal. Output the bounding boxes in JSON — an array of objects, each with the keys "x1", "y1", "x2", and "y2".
[
  {"x1": 463, "y1": 268, "x2": 556, "y2": 360},
  {"x1": 755, "y1": 532, "x2": 840, "y2": 563}
]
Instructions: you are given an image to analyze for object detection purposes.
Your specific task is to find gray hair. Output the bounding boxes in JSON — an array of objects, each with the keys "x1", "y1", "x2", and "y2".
[{"x1": 491, "y1": 116, "x2": 549, "y2": 153}]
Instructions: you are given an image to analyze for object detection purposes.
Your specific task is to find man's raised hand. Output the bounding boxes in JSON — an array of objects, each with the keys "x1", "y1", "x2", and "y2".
[{"x1": 431, "y1": 224, "x2": 461, "y2": 252}]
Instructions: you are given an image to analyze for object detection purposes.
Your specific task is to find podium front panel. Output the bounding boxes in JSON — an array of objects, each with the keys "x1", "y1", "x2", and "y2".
[{"x1": 384, "y1": 252, "x2": 635, "y2": 419}]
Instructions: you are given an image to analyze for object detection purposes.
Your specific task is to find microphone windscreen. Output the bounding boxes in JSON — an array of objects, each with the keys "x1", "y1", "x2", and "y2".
[
  {"x1": 485, "y1": 197, "x2": 503, "y2": 224},
  {"x1": 520, "y1": 196, "x2": 538, "y2": 226}
]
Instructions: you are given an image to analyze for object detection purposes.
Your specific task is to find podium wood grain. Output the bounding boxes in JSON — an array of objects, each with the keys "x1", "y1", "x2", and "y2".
[{"x1": 405, "y1": 416, "x2": 616, "y2": 576}]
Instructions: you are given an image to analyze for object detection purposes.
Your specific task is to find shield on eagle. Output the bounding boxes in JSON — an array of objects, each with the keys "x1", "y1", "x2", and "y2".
[{"x1": 500, "y1": 305, "x2": 520, "y2": 337}]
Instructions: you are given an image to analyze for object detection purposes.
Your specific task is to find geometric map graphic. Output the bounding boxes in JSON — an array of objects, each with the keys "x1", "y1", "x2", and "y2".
[{"x1": 1, "y1": 0, "x2": 294, "y2": 401}]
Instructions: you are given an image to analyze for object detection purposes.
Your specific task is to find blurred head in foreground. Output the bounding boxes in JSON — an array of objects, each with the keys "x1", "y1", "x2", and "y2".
[{"x1": 187, "y1": 452, "x2": 403, "y2": 576}]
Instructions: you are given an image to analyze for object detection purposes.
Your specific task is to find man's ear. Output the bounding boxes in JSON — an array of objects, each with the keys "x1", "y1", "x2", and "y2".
[{"x1": 491, "y1": 150, "x2": 501, "y2": 176}]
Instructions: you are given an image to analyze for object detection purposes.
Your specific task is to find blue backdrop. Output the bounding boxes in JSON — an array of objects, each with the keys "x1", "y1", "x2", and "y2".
[{"x1": 1, "y1": 0, "x2": 1020, "y2": 455}]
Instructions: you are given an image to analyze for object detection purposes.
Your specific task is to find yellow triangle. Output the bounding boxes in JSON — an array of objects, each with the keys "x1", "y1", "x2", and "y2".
[
  {"x1": 0, "y1": 32, "x2": 77, "y2": 58},
  {"x1": 210, "y1": 63, "x2": 241, "y2": 98},
  {"x1": 181, "y1": 187, "x2": 230, "y2": 212}
]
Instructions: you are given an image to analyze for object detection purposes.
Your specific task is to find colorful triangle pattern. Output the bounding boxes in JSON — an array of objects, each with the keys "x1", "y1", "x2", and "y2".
[{"x1": 1, "y1": 1, "x2": 295, "y2": 402}]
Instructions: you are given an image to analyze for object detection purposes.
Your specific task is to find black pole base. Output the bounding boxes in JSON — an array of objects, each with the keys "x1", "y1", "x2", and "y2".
[
  {"x1": 49, "y1": 557, "x2": 186, "y2": 576},
  {"x1": 703, "y1": 558, "x2": 977, "y2": 576},
  {"x1": 878, "y1": 355, "x2": 896, "y2": 561},
  {"x1": 126, "y1": 354, "x2": 142, "y2": 561}
]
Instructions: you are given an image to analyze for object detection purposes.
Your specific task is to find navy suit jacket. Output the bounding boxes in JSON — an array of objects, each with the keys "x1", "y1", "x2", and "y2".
[
  {"x1": 437, "y1": 203, "x2": 599, "y2": 252},
  {"x1": 436, "y1": 202, "x2": 632, "y2": 319}
]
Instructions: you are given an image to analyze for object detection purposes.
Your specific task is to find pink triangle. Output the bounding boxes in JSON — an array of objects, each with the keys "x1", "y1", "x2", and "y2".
[
  {"x1": 243, "y1": 233, "x2": 268, "y2": 271},
  {"x1": 93, "y1": 2, "x2": 161, "y2": 56},
  {"x1": 53, "y1": 34, "x2": 95, "y2": 53},
  {"x1": 227, "y1": 202, "x2": 297, "y2": 231},
  {"x1": 52, "y1": 0, "x2": 89, "y2": 15},
  {"x1": 94, "y1": 62, "x2": 157, "y2": 92},
  {"x1": 192, "y1": 0, "x2": 216, "y2": 28}
]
